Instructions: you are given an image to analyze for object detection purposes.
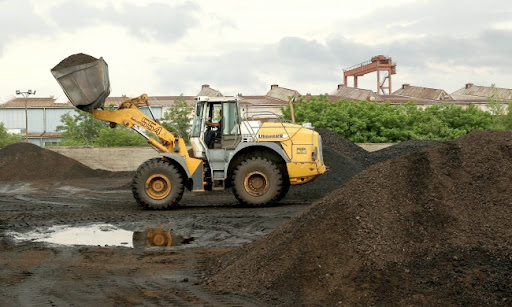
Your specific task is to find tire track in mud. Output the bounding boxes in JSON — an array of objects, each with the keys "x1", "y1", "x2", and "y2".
[
  {"x1": 118, "y1": 249, "x2": 265, "y2": 306},
  {"x1": 6, "y1": 248, "x2": 75, "y2": 306}
]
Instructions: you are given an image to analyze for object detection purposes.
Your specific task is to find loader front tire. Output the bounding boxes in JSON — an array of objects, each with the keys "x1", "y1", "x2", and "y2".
[
  {"x1": 132, "y1": 158, "x2": 184, "y2": 209},
  {"x1": 232, "y1": 157, "x2": 284, "y2": 206}
]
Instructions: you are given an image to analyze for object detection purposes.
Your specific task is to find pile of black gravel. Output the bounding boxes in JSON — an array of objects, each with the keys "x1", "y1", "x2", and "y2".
[
  {"x1": 206, "y1": 130, "x2": 512, "y2": 306},
  {"x1": 360, "y1": 139, "x2": 443, "y2": 168},
  {"x1": 286, "y1": 147, "x2": 365, "y2": 201},
  {"x1": 316, "y1": 128, "x2": 367, "y2": 159},
  {"x1": 287, "y1": 129, "x2": 443, "y2": 202},
  {"x1": 0, "y1": 142, "x2": 113, "y2": 182}
]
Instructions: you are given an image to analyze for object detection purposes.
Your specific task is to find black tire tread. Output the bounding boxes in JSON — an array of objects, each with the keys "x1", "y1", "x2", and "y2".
[
  {"x1": 132, "y1": 158, "x2": 184, "y2": 209},
  {"x1": 232, "y1": 157, "x2": 284, "y2": 206}
]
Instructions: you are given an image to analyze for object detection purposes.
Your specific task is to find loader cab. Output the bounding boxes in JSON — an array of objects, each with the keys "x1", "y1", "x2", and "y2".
[{"x1": 190, "y1": 96, "x2": 241, "y2": 158}]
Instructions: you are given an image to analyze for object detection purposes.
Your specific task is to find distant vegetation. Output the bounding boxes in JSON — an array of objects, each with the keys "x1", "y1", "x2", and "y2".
[
  {"x1": 56, "y1": 106, "x2": 148, "y2": 147},
  {"x1": 281, "y1": 95, "x2": 511, "y2": 143},
  {"x1": 486, "y1": 84, "x2": 512, "y2": 130},
  {"x1": 0, "y1": 123, "x2": 23, "y2": 148},
  {"x1": 56, "y1": 96, "x2": 193, "y2": 147},
  {"x1": 55, "y1": 90, "x2": 512, "y2": 146},
  {"x1": 161, "y1": 95, "x2": 194, "y2": 144}
]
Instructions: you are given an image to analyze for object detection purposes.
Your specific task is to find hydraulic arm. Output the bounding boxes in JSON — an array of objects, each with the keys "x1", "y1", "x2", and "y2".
[{"x1": 91, "y1": 94, "x2": 183, "y2": 154}]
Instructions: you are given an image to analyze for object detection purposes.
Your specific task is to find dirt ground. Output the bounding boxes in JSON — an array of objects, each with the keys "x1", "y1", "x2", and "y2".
[
  {"x1": 0, "y1": 173, "x2": 313, "y2": 306},
  {"x1": 1, "y1": 130, "x2": 510, "y2": 306},
  {"x1": 0, "y1": 141, "x2": 333, "y2": 306}
]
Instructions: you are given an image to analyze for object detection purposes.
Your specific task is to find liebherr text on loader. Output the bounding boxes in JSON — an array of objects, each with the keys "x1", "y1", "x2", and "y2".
[{"x1": 51, "y1": 54, "x2": 326, "y2": 209}]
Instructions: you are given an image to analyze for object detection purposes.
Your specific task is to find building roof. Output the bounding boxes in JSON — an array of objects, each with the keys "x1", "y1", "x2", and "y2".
[
  {"x1": 0, "y1": 97, "x2": 72, "y2": 108},
  {"x1": 27, "y1": 132, "x2": 62, "y2": 138},
  {"x1": 451, "y1": 83, "x2": 512, "y2": 101},
  {"x1": 392, "y1": 84, "x2": 453, "y2": 101},
  {"x1": 239, "y1": 96, "x2": 288, "y2": 106},
  {"x1": 197, "y1": 84, "x2": 223, "y2": 97},
  {"x1": 265, "y1": 84, "x2": 301, "y2": 102},
  {"x1": 7, "y1": 82, "x2": 506, "y2": 111},
  {"x1": 330, "y1": 85, "x2": 384, "y2": 102}
]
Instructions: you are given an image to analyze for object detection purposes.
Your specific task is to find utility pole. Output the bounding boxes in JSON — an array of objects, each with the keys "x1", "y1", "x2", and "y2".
[{"x1": 15, "y1": 89, "x2": 36, "y2": 143}]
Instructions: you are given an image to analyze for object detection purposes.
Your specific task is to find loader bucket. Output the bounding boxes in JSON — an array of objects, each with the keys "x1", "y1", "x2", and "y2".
[{"x1": 51, "y1": 53, "x2": 110, "y2": 112}]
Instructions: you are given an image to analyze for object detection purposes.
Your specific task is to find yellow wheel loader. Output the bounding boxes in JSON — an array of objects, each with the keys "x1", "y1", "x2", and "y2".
[{"x1": 51, "y1": 54, "x2": 326, "y2": 209}]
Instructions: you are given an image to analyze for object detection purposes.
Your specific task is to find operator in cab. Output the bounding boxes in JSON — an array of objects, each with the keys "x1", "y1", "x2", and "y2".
[{"x1": 205, "y1": 109, "x2": 222, "y2": 148}]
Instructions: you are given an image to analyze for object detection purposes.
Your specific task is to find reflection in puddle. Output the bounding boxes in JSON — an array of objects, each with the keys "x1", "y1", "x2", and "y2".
[
  {"x1": 9, "y1": 224, "x2": 194, "y2": 249},
  {"x1": 132, "y1": 228, "x2": 194, "y2": 248}
]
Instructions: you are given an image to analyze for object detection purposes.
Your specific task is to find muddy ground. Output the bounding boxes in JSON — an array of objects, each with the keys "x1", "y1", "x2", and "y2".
[
  {"x1": 1, "y1": 130, "x2": 510, "y2": 306},
  {"x1": 0, "y1": 175, "x2": 309, "y2": 306},
  {"x1": 0, "y1": 139, "x2": 350, "y2": 306}
]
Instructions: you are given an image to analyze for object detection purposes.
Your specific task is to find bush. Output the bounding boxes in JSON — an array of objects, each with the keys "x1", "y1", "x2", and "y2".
[
  {"x1": 0, "y1": 123, "x2": 23, "y2": 148},
  {"x1": 282, "y1": 96, "x2": 493, "y2": 143}
]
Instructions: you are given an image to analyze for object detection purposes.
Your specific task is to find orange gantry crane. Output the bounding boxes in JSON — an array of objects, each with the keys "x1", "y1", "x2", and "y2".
[{"x1": 343, "y1": 55, "x2": 397, "y2": 95}]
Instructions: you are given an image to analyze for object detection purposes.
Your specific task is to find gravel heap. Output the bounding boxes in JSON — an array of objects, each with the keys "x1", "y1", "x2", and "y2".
[
  {"x1": 206, "y1": 130, "x2": 512, "y2": 306},
  {"x1": 0, "y1": 143, "x2": 111, "y2": 182},
  {"x1": 51, "y1": 53, "x2": 98, "y2": 71},
  {"x1": 287, "y1": 129, "x2": 441, "y2": 202},
  {"x1": 316, "y1": 128, "x2": 367, "y2": 159},
  {"x1": 360, "y1": 139, "x2": 442, "y2": 168},
  {"x1": 286, "y1": 147, "x2": 365, "y2": 201}
]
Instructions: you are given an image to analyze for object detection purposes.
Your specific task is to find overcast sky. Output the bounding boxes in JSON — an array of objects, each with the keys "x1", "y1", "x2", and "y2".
[{"x1": 1, "y1": 0, "x2": 511, "y2": 102}]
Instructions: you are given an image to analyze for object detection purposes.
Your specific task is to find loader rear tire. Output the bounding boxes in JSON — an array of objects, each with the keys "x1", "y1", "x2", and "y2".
[
  {"x1": 276, "y1": 180, "x2": 290, "y2": 202},
  {"x1": 132, "y1": 158, "x2": 184, "y2": 209},
  {"x1": 232, "y1": 157, "x2": 284, "y2": 206}
]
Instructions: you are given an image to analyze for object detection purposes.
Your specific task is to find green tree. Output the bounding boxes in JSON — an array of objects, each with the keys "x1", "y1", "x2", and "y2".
[
  {"x1": 94, "y1": 126, "x2": 148, "y2": 147},
  {"x1": 0, "y1": 122, "x2": 23, "y2": 148},
  {"x1": 486, "y1": 84, "x2": 510, "y2": 130},
  {"x1": 282, "y1": 96, "x2": 492, "y2": 142},
  {"x1": 56, "y1": 109, "x2": 105, "y2": 145},
  {"x1": 161, "y1": 94, "x2": 193, "y2": 143},
  {"x1": 57, "y1": 106, "x2": 148, "y2": 147},
  {"x1": 502, "y1": 102, "x2": 512, "y2": 130}
]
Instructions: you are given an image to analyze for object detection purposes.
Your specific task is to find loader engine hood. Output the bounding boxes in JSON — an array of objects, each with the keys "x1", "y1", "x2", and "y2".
[{"x1": 242, "y1": 121, "x2": 325, "y2": 167}]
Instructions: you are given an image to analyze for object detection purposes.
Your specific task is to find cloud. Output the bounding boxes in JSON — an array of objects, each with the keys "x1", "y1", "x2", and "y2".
[
  {"x1": 154, "y1": 37, "x2": 361, "y2": 95},
  {"x1": 1, "y1": 0, "x2": 511, "y2": 98},
  {"x1": 154, "y1": 25, "x2": 512, "y2": 96},
  {"x1": 0, "y1": 0, "x2": 51, "y2": 54},
  {"x1": 341, "y1": 0, "x2": 512, "y2": 39},
  {"x1": 383, "y1": 29, "x2": 512, "y2": 70},
  {"x1": 49, "y1": 1, "x2": 199, "y2": 42}
]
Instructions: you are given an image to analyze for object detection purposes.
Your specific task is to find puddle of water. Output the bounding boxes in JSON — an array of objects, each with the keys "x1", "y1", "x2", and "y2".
[
  {"x1": 57, "y1": 186, "x2": 130, "y2": 194},
  {"x1": 9, "y1": 224, "x2": 134, "y2": 248},
  {"x1": 57, "y1": 186, "x2": 90, "y2": 193},
  {"x1": 0, "y1": 183, "x2": 36, "y2": 194},
  {"x1": 8, "y1": 225, "x2": 194, "y2": 249}
]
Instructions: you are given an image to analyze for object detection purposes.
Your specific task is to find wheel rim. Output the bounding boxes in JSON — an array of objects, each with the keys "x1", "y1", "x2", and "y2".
[
  {"x1": 152, "y1": 233, "x2": 167, "y2": 246},
  {"x1": 244, "y1": 171, "x2": 270, "y2": 197},
  {"x1": 145, "y1": 173, "x2": 171, "y2": 200}
]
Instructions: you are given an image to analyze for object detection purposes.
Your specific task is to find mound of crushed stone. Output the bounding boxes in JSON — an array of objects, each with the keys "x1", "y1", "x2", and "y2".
[
  {"x1": 316, "y1": 128, "x2": 367, "y2": 159},
  {"x1": 205, "y1": 130, "x2": 512, "y2": 306},
  {"x1": 361, "y1": 139, "x2": 443, "y2": 168},
  {"x1": 288, "y1": 130, "x2": 441, "y2": 201},
  {"x1": 0, "y1": 143, "x2": 112, "y2": 182},
  {"x1": 286, "y1": 147, "x2": 365, "y2": 201}
]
